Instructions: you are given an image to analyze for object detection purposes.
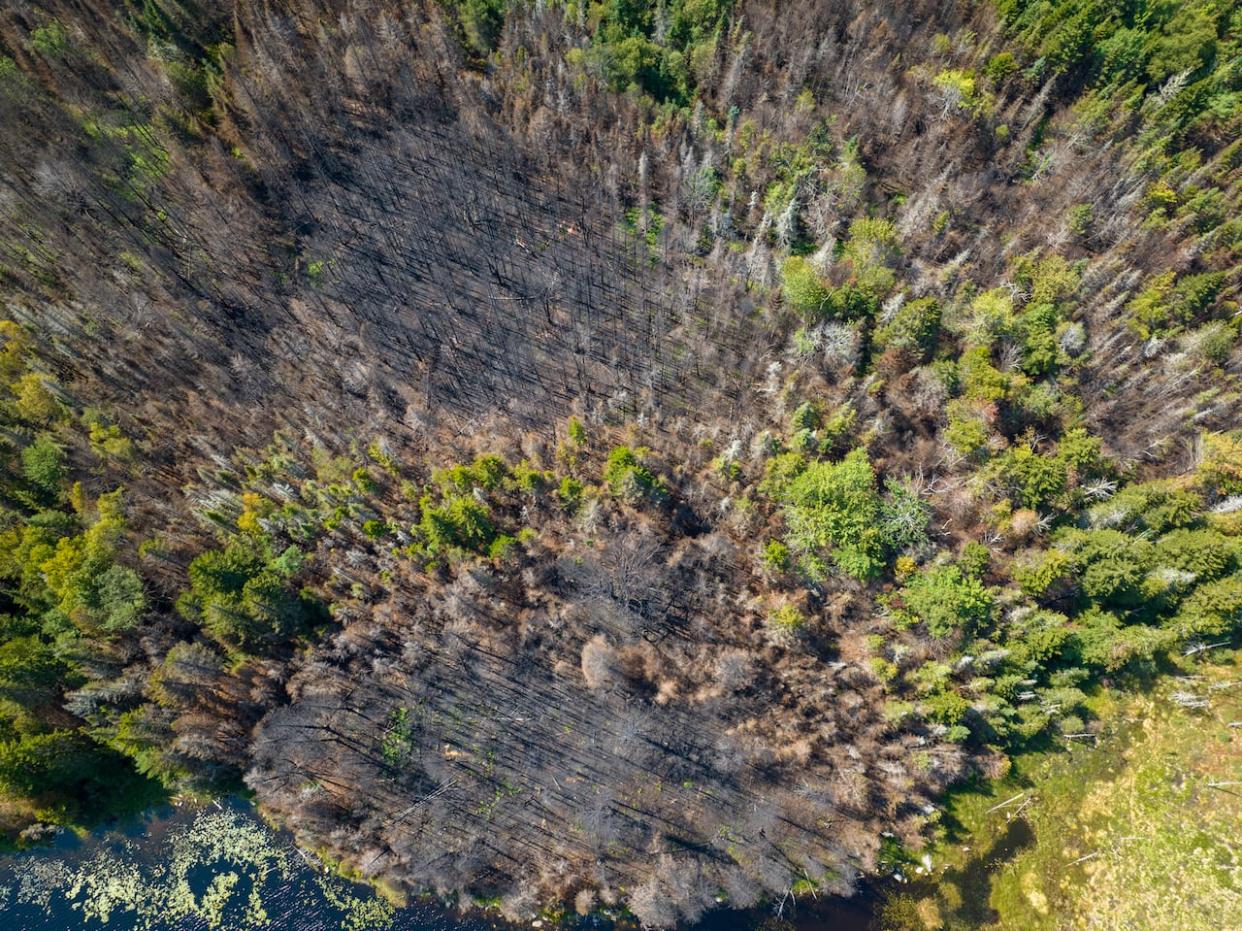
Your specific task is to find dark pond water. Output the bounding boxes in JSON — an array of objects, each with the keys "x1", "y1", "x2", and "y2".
[{"x1": 0, "y1": 799, "x2": 882, "y2": 931}]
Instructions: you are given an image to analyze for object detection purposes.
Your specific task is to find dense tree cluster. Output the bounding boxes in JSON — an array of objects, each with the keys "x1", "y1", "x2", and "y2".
[{"x1": 0, "y1": 326, "x2": 163, "y2": 830}]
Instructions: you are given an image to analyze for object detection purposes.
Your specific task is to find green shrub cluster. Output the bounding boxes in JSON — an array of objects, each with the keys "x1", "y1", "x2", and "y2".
[
  {"x1": 177, "y1": 538, "x2": 326, "y2": 653},
  {"x1": 889, "y1": 562, "x2": 994, "y2": 639},
  {"x1": 780, "y1": 218, "x2": 904, "y2": 323},
  {"x1": 999, "y1": 0, "x2": 1238, "y2": 125},
  {"x1": 874, "y1": 297, "x2": 941, "y2": 360},
  {"x1": 776, "y1": 448, "x2": 929, "y2": 581},
  {"x1": 400, "y1": 452, "x2": 564, "y2": 563},
  {"x1": 602, "y1": 445, "x2": 666, "y2": 501},
  {"x1": 558, "y1": 0, "x2": 735, "y2": 105},
  {"x1": 1127, "y1": 269, "x2": 1226, "y2": 338},
  {"x1": 781, "y1": 256, "x2": 879, "y2": 322},
  {"x1": 981, "y1": 428, "x2": 1106, "y2": 513}
]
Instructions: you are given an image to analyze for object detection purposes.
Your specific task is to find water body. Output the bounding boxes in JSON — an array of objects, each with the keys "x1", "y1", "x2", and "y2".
[{"x1": 0, "y1": 800, "x2": 880, "y2": 931}]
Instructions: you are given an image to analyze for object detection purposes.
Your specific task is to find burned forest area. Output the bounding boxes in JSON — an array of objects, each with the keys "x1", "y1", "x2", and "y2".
[{"x1": 0, "y1": 0, "x2": 1240, "y2": 928}]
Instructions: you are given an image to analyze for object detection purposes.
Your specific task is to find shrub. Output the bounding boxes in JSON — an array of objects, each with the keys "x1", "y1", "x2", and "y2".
[
  {"x1": 1013, "y1": 548, "x2": 1074, "y2": 599},
  {"x1": 781, "y1": 256, "x2": 831, "y2": 317},
  {"x1": 1017, "y1": 302, "x2": 1061, "y2": 375},
  {"x1": 381, "y1": 707, "x2": 414, "y2": 766},
  {"x1": 236, "y1": 491, "x2": 275, "y2": 534},
  {"x1": 177, "y1": 539, "x2": 325, "y2": 652},
  {"x1": 1006, "y1": 610, "x2": 1073, "y2": 667},
  {"x1": 912, "y1": 660, "x2": 952, "y2": 694},
  {"x1": 1012, "y1": 253, "x2": 1081, "y2": 305},
  {"x1": 1071, "y1": 608, "x2": 1123, "y2": 669},
  {"x1": 0, "y1": 636, "x2": 66, "y2": 712},
  {"x1": 487, "y1": 534, "x2": 518, "y2": 561},
  {"x1": 1074, "y1": 609, "x2": 1176, "y2": 671},
  {"x1": 790, "y1": 426, "x2": 818, "y2": 453},
  {"x1": 556, "y1": 476, "x2": 584, "y2": 511},
  {"x1": 985, "y1": 444, "x2": 1068, "y2": 510},
  {"x1": 789, "y1": 400, "x2": 820, "y2": 431},
  {"x1": 868, "y1": 657, "x2": 899, "y2": 683},
  {"x1": 1056, "y1": 427, "x2": 1106, "y2": 477},
  {"x1": 105, "y1": 705, "x2": 190, "y2": 786},
  {"x1": 969, "y1": 288, "x2": 1016, "y2": 338},
  {"x1": 959, "y1": 345, "x2": 1010, "y2": 402},
  {"x1": 1185, "y1": 321, "x2": 1237, "y2": 365},
  {"x1": 878, "y1": 479, "x2": 930, "y2": 552},
  {"x1": 351, "y1": 466, "x2": 376, "y2": 494},
  {"x1": 1128, "y1": 270, "x2": 1225, "y2": 338},
  {"x1": 761, "y1": 540, "x2": 790, "y2": 572},
  {"x1": 0, "y1": 731, "x2": 141, "y2": 819},
  {"x1": 21, "y1": 434, "x2": 64, "y2": 497},
  {"x1": 894, "y1": 563, "x2": 993, "y2": 639},
  {"x1": 28, "y1": 22, "x2": 69, "y2": 57},
  {"x1": 1066, "y1": 203, "x2": 1094, "y2": 237},
  {"x1": 874, "y1": 297, "x2": 941, "y2": 359},
  {"x1": 883, "y1": 700, "x2": 917, "y2": 724},
  {"x1": 841, "y1": 218, "x2": 901, "y2": 293},
  {"x1": 925, "y1": 690, "x2": 970, "y2": 726},
  {"x1": 38, "y1": 491, "x2": 146, "y2": 635},
  {"x1": 433, "y1": 454, "x2": 509, "y2": 493},
  {"x1": 1094, "y1": 480, "x2": 1202, "y2": 534},
  {"x1": 781, "y1": 448, "x2": 885, "y2": 580},
  {"x1": 12, "y1": 372, "x2": 60, "y2": 423},
  {"x1": 933, "y1": 68, "x2": 982, "y2": 114},
  {"x1": 83, "y1": 410, "x2": 133, "y2": 460},
  {"x1": 826, "y1": 284, "x2": 881, "y2": 320},
  {"x1": 959, "y1": 540, "x2": 991, "y2": 578},
  {"x1": 818, "y1": 403, "x2": 855, "y2": 452},
  {"x1": 944, "y1": 400, "x2": 990, "y2": 456},
  {"x1": 1197, "y1": 431, "x2": 1242, "y2": 496},
  {"x1": 780, "y1": 257, "x2": 879, "y2": 322},
  {"x1": 419, "y1": 494, "x2": 495, "y2": 555},
  {"x1": 894, "y1": 554, "x2": 917, "y2": 579},
  {"x1": 1070, "y1": 529, "x2": 1153, "y2": 608},
  {"x1": 447, "y1": 0, "x2": 507, "y2": 55},
  {"x1": 1169, "y1": 573, "x2": 1242, "y2": 638},
  {"x1": 90, "y1": 564, "x2": 146, "y2": 632},
  {"x1": 768, "y1": 603, "x2": 806, "y2": 633},
  {"x1": 760, "y1": 452, "x2": 808, "y2": 498},
  {"x1": 1153, "y1": 528, "x2": 1237, "y2": 581},
  {"x1": 984, "y1": 51, "x2": 1018, "y2": 82},
  {"x1": 509, "y1": 461, "x2": 551, "y2": 494},
  {"x1": 602, "y1": 446, "x2": 664, "y2": 500}
]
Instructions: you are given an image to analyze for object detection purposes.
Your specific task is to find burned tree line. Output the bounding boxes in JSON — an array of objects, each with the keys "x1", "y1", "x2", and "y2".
[{"x1": 247, "y1": 525, "x2": 962, "y2": 924}]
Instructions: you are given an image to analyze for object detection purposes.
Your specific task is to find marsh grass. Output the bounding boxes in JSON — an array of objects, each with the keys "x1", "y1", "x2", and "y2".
[{"x1": 894, "y1": 650, "x2": 1242, "y2": 929}]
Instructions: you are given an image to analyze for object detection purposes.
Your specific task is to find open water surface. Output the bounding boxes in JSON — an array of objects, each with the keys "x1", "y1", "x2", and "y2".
[{"x1": 0, "y1": 798, "x2": 881, "y2": 931}]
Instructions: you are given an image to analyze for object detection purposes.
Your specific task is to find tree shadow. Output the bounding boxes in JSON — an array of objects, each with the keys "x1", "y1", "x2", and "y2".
[{"x1": 935, "y1": 816, "x2": 1035, "y2": 927}]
